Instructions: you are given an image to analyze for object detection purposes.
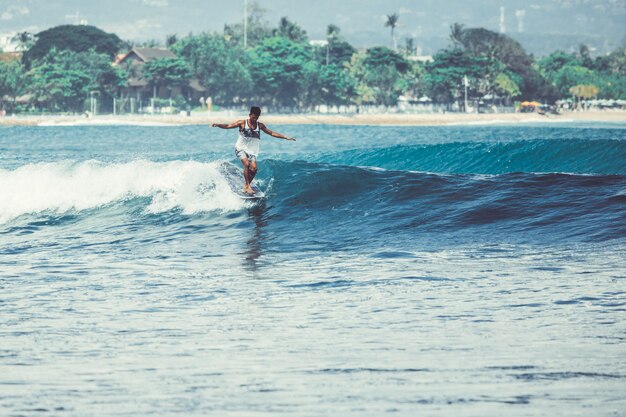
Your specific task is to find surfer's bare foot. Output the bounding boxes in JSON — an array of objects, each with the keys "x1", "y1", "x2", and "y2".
[{"x1": 243, "y1": 186, "x2": 254, "y2": 194}]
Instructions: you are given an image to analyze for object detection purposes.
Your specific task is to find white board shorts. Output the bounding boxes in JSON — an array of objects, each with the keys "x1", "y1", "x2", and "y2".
[{"x1": 235, "y1": 149, "x2": 257, "y2": 163}]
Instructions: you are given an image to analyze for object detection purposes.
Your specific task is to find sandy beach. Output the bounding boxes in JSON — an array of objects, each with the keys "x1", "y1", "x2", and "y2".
[{"x1": 0, "y1": 110, "x2": 625, "y2": 126}]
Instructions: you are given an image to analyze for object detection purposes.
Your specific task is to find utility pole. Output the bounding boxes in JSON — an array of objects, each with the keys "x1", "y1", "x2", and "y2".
[
  {"x1": 463, "y1": 76, "x2": 469, "y2": 113},
  {"x1": 515, "y1": 9, "x2": 526, "y2": 33},
  {"x1": 243, "y1": 0, "x2": 248, "y2": 48},
  {"x1": 325, "y1": 35, "x2": 330, "y2": 66},
  {"x1": 90, "y1": 91, "x2": 98, "y2": 117}
]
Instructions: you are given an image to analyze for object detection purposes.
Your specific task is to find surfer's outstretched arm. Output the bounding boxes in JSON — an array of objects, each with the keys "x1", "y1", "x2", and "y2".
[
  {"x1": 212, "y1": 120, "x2": 243, "y2": 129},
  {"x1": 259, "y1": 123, "x2": 296, "y2": 141}
]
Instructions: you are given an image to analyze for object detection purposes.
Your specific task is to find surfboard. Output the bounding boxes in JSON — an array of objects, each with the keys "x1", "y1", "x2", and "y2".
[{"x1": 219, "y1": 162, "x2": 265, "y2": 199}]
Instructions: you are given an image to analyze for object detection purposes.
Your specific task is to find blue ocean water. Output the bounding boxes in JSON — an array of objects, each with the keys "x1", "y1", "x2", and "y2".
[{"x1": 1, "y1": 121, "x2": 625, "y2": 416}]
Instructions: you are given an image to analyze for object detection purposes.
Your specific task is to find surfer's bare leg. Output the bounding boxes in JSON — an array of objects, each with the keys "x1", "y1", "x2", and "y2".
[
  {"x1": 240, "y1": 158, "x2": 254, "y2": 194},
  {"x1": 240, "y1": 158, "x2": 251, "y2": 192},
  {"x1": 248, "y1": 160, "x2": 258, "y2": 192}
]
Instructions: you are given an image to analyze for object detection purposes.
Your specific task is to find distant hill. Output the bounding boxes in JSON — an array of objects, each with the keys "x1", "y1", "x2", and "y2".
[
  {"x1": 305, "y1": 0, "x2": 626, "y2": 56},
  {"x1": 1, "y1": 0, "x2": 624, "y2": 56}
]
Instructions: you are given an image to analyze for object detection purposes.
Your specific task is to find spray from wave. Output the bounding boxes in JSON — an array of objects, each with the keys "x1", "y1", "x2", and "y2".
[{"x1": 0, "y1": 160, "x2": 246, "y2": 224}]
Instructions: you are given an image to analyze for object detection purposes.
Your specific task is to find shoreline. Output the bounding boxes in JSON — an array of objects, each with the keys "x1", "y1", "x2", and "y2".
[{"x1": 1, "y1": 110, "x2": 625, "y2": 127}]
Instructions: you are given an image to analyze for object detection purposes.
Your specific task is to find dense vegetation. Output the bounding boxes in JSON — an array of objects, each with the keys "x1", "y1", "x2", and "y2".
[
  {"x1": 0, "y1": 7, "x2": 625, "y2": 114},
  {"x1": 22, "y1": 25, "x2": 125, "y2": 69}
]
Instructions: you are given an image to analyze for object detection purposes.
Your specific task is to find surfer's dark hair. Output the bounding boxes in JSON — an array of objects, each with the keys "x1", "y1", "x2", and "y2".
[{"x1": 250, "y1": 106, "x2": 261, "y2": 116}]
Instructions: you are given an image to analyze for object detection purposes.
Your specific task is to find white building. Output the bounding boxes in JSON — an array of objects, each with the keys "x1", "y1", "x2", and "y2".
[
  {"x1": 0, "y1": 33, "x2": 20, "y2": 53},
  {"x1": 309, "y1": 40, "x2": 329, "y2": 47},
  {"x1": 408, "y1": 55, "x2": 433, "y2": 64}
]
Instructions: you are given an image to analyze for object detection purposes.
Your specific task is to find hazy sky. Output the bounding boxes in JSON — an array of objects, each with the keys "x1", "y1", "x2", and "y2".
[{"x1": 1, "y1": 0, "x2": 625, "y2": 53}]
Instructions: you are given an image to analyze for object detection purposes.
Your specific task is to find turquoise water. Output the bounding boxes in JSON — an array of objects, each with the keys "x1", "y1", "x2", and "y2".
[{"x1": 1, "y1": 122, "x2": 625, "y2": 416}]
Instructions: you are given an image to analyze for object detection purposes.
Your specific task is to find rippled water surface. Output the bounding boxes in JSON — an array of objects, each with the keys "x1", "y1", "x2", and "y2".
[{"x1": 1, "y1": 122, "x2": 625, "y2": 416}]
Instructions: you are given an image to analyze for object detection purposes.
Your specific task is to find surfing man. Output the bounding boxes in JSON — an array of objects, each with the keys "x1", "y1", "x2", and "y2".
[{"x1": 212, "y1": 106, "x2": 296, "y2": 194}]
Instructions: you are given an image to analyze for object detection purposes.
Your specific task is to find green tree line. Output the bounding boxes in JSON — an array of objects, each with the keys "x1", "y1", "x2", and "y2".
[{"x1": 1, "y1": 10, "x2": 625, "y2": 114}]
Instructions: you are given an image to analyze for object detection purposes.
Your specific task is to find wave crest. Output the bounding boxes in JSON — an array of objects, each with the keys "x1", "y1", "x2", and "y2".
[
  {"x1": 0, "y1": 160, "x2": 245, "y2": 224},
  {"x1": 315, "y1": 139, "x2": 626, "y2": 174}
]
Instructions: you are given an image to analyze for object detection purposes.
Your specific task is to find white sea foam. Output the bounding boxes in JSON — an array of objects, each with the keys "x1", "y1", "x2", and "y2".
[
  {"x1": 37, "y1": 118, "x2": 181, "y2": 127},
  {"x1": 447, "y1": 117, "x2": 576, "y2": 126},
  {"x1": 0, "y1": 160, "x2": 244, "y2": 224}
]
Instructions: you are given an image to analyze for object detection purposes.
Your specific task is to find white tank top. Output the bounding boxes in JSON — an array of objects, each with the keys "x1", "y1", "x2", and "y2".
[{"x1": 235, "y1": 119, "x2": 261, "y2": 156}]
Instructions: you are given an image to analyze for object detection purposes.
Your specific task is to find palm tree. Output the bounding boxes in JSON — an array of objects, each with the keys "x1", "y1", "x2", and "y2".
[
  {"x1": 385, "y1": 13, "x2": 399, "y2": 50},
  {"x1": 404, "y1": 37, "x2": 415, "y2": 56},
  {"x1": 12, "y1": 32, "x2": 34, "y2": 52},
  {"x1": 326, "y1": 24, "x2": 340, "y2": 65},
  {"x1": 166, "y1": 34, "x2": 178, "y2": 48},
  {"x1": 450, "y1": 23, "x2": 465, "y2": 47}
]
